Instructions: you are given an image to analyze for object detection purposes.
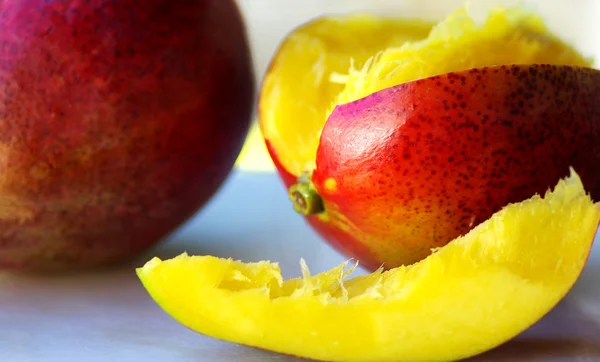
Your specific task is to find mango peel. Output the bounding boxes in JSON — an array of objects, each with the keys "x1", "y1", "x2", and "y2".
[
  {"x1": 300, "y1": 63, "x2": 600, "y2": 271},
  {"x1": 137, "y1": 169, "x2": 600, "y2": 362}
]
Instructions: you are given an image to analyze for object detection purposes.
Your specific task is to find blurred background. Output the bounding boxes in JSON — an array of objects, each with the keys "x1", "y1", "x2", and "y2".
[{"x1": 233, "y1": 0, "x2": 600, "y2": 172}]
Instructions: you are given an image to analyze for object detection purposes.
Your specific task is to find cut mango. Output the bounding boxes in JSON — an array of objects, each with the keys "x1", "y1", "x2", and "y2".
[
  {"x1": 137, "y1": 169, "x2": 600, "y2": 362},
  {"x1": 258, "y1": 14, "x2": 434, "y2": 176},
  {"x1": 259, "y1": 6, "x2": 593, "y2": 177}
]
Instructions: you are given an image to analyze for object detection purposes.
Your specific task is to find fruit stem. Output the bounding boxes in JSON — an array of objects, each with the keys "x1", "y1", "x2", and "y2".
[{"x1": 288, "y1": 182, "x2": 324, "y2": 216}]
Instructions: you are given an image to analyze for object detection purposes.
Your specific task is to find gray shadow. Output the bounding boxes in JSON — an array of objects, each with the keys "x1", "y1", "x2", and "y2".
[{"x1": 135, "y1": 170, "x2": 359, "y2": 279}]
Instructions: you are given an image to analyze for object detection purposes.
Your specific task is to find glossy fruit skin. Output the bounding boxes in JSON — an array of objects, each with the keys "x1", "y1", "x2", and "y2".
[
  {"x1": 0, "y1": 0, "x2": 255, "y2": 271},
  {"x1": 292, "y1": 64, "x2": 600, "y2": 271}
]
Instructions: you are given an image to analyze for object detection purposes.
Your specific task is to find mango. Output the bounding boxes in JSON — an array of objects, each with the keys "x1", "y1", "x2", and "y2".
[
  {"x1": 137, "y1": 169, "x2": 600, "y2": 361},
  {"x1": 0, "y1": 0, "x2": 254, "y2": 271},
  {"x1": 259, "y1": 6, "x2": 599, "y2": 269}
]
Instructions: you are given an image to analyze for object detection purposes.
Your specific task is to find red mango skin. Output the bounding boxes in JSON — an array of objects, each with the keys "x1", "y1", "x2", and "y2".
[
  {"x1": 0, "y1": 0, "x2": 255, "y2": 271},
  {"x1": 308, "y1": 64, "x2": 600, "y2": 270},
  {"x1": 265, "y1": 140, "x2": 381, "y2": 269}
]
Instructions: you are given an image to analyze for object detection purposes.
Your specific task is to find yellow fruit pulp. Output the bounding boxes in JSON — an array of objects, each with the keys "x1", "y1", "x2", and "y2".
[
  {"x1": 137, "y1": 169, "x2": 600, "y2": 362},
  {"x1": 259, "y1": 6, "x2": 594, "y2": 177},
  {"x1": 259, "y1": 14, "x2": 434, "y2": 176}
]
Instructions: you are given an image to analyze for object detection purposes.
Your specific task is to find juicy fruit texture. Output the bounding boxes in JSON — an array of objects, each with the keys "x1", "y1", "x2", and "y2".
[
  {"x1": 312, "y1": 64, "x2": 600, "y2": 270},
  {"x1": 259, "y1": 14, "x2": 435, "y2": 177},
  {"x1": 138, "y1": 170, "x2": 600, "y2": 362},
  {"x1": 0, "y1": 0, "x2": 254, "y2": 271},
  {"x1": 259, "y1": 6, "x2": 599, "y2": 270},
  {"x1": 260, "y1": 7, "x2": 593, "y2": 178}
]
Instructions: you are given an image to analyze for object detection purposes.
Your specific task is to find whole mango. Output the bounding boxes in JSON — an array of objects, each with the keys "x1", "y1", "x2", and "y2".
[{"x1": 0, "y1": 0, "x2": 255, "y2": 271}]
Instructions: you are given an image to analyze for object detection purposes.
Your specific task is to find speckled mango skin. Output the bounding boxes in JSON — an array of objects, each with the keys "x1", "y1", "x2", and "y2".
[
  {"x1": 306, "y1": 64, "x2": 600, "y2": 271},
  {"x1": 0, "y1": 0, "x2": 255, "y2": 271}
]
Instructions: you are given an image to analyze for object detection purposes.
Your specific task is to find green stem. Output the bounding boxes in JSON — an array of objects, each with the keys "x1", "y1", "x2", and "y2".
[{"x1": 288, "y1": 182, "x2": 324, "y2": 216}]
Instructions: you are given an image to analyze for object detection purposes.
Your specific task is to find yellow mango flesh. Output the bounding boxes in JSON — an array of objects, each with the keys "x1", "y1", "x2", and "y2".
[
  {"x1": 259, "y1": 7, "x2": 594, "y2": 177},
  {"x1": 137, "y1": 169, "x2": 600, "y2": 362},
  {"x1": 259, "y1": 15, "x2": 434, "y2": 176}
]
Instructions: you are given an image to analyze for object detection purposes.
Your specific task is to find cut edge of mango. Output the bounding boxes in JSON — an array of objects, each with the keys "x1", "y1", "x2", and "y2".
[
  {"x1": 137, "y1": 168, "x2": 600, "y2": 362},
  {"x1": 258, "y1": 5, "x2": 596, "y2": 178}
]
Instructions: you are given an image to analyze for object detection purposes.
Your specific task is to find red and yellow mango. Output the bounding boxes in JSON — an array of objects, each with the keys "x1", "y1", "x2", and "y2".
[{"x1": 259, "y1": 6, "x2": 600, "y2": 269}]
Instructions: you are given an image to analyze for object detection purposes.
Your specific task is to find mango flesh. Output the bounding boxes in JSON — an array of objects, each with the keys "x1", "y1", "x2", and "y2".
[
  {"x1": 260, "y1": 7, "x2": 593, "y2": 178},
  {"x1": 259, "y1": 14, "x2": 435, "y2": 177},
  {"x1": 0, "y1": 0, "x2": 255, "y2": 271},
  {"x1": 259, "y1": 7, "x2": 598, "y2": 269},
  {"x1": 138, "y1": 170, "x2": 600, "y2": 362}
]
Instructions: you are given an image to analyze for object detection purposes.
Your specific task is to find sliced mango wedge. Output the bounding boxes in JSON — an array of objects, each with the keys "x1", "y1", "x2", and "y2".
[{"x1": 137, "y1": 169, "x2": 599, "y2": 362}]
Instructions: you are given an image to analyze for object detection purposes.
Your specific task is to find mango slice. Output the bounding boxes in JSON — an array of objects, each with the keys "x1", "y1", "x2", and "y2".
[{"x1": 137, "y1": 169, "x2": 600, "y2": 362}]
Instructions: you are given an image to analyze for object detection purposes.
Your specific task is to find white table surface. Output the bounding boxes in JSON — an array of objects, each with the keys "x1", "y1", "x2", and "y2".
[{"x1": 1, "y1": 170, "x2": 599, "y2": 362}]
